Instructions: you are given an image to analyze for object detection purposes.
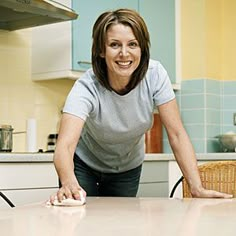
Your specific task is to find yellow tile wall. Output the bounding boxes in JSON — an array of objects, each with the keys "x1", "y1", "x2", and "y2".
[
  {"x1": 0, "y1": 29, "x2": 74, "y2": 152},
  {"x1": 222, "y1": 0, "x2": 236, "y2": 81},
  {"x1": 181, "y1": 0, "x2": 207, "y2": 79},
  {"x1": 181, "y1": 0, "x2": 236, "y2": 81}
]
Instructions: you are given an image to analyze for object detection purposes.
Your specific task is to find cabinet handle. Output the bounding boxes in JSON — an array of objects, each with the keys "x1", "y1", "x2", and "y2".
[{"x1": 77, "y1": 61, "x2": 91, "y2": 65}]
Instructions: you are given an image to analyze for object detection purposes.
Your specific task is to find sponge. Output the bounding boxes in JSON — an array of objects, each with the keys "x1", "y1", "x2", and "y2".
[{"x1": 46, "y1": 191, "x2": 86, "y2": 206}]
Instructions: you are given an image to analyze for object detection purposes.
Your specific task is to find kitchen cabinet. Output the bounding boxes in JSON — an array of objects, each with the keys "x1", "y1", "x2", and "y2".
[
  {"x1": 139, "y1": 0, "x2": 177, "y2": 84},
  {"x1": 137, "y1": 161, "x2": 169, "y2": 197},
  {"x1": 1, "y1": 153, "x2": 235, "y2": 207},
  {"x1": 0, "y1": 163, "x2": 58, "y2": 209},
  {"x1": 32, "y1": 0, "x2": 179, "y2": 87},
  {"x1": 0, "y1": 159, "x2": 168, "y2": 208},
  {"x1": 32, "y1": 0, "x2": 80, "y2": 80}
]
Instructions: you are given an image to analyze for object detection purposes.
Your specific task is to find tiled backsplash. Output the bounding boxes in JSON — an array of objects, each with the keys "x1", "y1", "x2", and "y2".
[{"x1": 163, "y1": 79, "x2": 236, "y2": 153}]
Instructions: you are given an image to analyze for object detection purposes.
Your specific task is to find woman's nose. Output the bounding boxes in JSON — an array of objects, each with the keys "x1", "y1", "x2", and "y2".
[{"x1": 120, "y1": 46, "x2": 129, "y2": 56}]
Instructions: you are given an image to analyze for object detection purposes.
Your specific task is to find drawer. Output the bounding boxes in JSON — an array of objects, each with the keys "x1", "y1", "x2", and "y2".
[
  {"x1": 0, "y1": 163, "x2": 58, "y2": 190},
  {"x1": 137, "y1": 182, "x2": 168, "y2": 197},
  {"x1": 140, "y1": 161, "x2": 168, "y2": 183}
]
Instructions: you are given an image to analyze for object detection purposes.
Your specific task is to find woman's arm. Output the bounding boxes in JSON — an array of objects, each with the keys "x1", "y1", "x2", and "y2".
[
  {"x1": 52, "y1": 113, "x2": 86, "y2": 202},
  {"x1": 158, "y1": 99, "x2": 232, "y2": 198}
]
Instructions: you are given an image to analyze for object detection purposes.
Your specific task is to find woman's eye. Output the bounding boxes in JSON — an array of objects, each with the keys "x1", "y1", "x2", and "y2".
[
  {"x1": 129, "y1": 42, "x2": 138, "y2": 48},
  {"x1": 110, "y1": 42, "x2": 120, "y2": 48}
]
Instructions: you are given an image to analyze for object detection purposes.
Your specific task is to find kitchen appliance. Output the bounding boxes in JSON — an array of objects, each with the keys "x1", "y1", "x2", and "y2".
[
  {"x1": 47, "y1": 133, "x2": 58, "y2": 152},
  {"x1": 0, "y1": 125, "x2": 13, "y2": 152},
  {"x1": 216, "y1": 132, "x2": 236, "y2": 152},
  {"x1": 0, "y1": 0, "x2": 78, "y2": 31}
]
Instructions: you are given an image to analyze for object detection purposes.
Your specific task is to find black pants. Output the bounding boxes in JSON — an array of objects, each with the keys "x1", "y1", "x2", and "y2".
[{"x1": 72, "y1": 155, "x2": 142, "y2": 197}]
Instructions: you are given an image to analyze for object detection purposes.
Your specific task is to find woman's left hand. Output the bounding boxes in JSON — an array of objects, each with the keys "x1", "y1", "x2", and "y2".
[{"x1": 191, "y1": 187, "x2": 233, "y2": 199}]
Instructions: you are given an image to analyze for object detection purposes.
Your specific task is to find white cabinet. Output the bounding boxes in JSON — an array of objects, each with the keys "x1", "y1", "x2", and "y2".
[
  {"x1": 168, "y1": 160, "x2": 182, "y2": 198},
  {"x1": 31, "y1": 0, "x2": 82, "y2": 80},
  {"x1": 0, "y1": 160, "x2": 169, "y2": 208},
  {"x1": 0, "y1": 163, "x2": 58, "y2": 209},
  {"x1": 137, "y1": 161, "x2": 169, "y2": 197}
]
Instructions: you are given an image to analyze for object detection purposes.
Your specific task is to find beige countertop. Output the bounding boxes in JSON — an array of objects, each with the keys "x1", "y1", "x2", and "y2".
[
  {"x1": 0, "y1": 197, "x2": 236, "y2": 236},
  {"x1": 0, "y1": 152, "x2": 236, "y2": 162},
  {"x1": 0, "y1": 152, "x2": 54, "y2": 162}
]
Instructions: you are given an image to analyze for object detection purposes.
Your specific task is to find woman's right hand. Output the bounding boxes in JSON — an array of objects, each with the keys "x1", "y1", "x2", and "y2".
[
  {"x1": 51, "y1": 113, "x2": 87, "y2": 204},
  {"x1": 50, "y1": 182, "x2": 87, "y2": 203}
]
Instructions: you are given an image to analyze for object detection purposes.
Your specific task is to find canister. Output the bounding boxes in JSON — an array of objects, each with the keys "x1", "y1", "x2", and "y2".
[{"x1": 0, "y1": 125, "x2": 14, "y2": 152}]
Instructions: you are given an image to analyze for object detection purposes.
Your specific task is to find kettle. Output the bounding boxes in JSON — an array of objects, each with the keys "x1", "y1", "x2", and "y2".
[{"x1": 0, "y1": 125, "x2": 13, "y2": 152}]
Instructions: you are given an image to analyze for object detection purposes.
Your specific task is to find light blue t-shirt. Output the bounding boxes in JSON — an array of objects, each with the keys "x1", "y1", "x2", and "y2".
[{"x1": 63, "y1": 59, "x2": 175, "y2": 173}]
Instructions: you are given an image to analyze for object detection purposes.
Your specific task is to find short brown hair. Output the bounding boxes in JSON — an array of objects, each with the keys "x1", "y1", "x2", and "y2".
[{"x1": 92, "y1": 8, "x2": 150, "y2": 91}]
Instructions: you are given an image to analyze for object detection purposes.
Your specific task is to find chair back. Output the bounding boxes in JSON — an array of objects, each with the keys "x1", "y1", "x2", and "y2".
[{"x1": 183, "y1": 161, "x2": 236, "y2": 197}]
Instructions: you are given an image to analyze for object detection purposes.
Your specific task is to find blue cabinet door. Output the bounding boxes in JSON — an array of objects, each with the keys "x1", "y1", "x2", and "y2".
[
  {"x1": 139, "y1": 0, "x2": 176, "y2": 83},
  {"x1": 72, "y1": 0, "x2": 139, "y2": 71}
]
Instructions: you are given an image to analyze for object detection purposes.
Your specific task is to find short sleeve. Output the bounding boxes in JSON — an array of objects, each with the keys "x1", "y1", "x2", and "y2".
[
  {"x1": 63, "y1": 74, "x2": 96, "y2": 121},
  {"x1": 148, "y1": 60, "x2": 175, "y2": 106}
]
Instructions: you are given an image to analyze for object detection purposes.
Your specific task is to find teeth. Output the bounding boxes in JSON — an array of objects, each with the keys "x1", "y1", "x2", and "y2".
[{"x1": 117, "y1": 61, "x2": 130, "y2": 66}]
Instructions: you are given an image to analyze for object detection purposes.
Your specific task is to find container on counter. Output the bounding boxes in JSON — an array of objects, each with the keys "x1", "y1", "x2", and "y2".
[
  {"x1": 0, "y1": 125, "x2": 14, "y2": 152},
  {"x1": 145, "y1": 113, "x2": 163, "y2": 153},
  {"x1": 26, "y1": 118, "x2": 37, "y2": 152},
  {"x1": 47, "y1": 134, "x2": 58, "y2": 152}
]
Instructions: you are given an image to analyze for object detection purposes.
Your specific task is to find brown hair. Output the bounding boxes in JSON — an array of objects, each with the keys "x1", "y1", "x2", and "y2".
[{"x1": 92, "y1": 8, "x2": 150, "y2": 91}]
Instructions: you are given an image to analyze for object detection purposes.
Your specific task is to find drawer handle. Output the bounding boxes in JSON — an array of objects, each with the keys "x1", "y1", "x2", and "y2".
[
  {"x1": 77, "y1": 61, "x2": 91, "y2": 65},
  {"x1": 0, "y1": 191, "x2": 15, "y2": 208}
]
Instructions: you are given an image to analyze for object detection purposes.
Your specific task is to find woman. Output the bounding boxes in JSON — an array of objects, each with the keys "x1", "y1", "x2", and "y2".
[{"x1": 51, "y1": 9, "x2": 232, "y2": 202}]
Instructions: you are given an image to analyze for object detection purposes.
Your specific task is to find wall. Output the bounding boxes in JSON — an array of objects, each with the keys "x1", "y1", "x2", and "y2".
[
  {"x1": 181, "y1": 0, "x2": 236, "y2": 80},
  {"x1": 222, "y1": 0, "x2": 236, "y2": 81},
  {"x1": 180, "y1": 0, "x2": 236, "y2": 153},
  {"x1": 181, "y1": 0, "x2": 223, "y2": 80},
  {"x1": 163, "y1": 0, "x2": 236, "y2": 153},
  {"x1": 0, "y1": 29, "x2": 74, "y2": 152}
]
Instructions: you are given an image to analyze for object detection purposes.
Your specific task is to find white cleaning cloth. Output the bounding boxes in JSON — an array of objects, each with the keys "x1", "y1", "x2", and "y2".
[{"x1": 46, "y1": 191, "x2": 86, "y2": 206}]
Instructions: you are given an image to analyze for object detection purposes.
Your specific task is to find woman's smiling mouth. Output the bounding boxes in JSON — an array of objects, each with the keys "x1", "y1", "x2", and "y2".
[{"x1": 116, "y1": 61, "x2": 132, "y2": 67}]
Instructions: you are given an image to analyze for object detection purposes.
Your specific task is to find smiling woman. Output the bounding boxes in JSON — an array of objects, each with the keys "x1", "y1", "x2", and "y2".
[{"x1": 51, "y1": 8, "x2": 232, "y2": 204}]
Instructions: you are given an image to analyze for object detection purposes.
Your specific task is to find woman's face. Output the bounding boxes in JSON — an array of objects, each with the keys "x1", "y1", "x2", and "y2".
[{"x1": 101, "y1": 23, "x2": 141, "y2": 84}]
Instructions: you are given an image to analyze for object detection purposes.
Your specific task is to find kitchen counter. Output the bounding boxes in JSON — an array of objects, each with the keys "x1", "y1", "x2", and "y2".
[
  {"x1": 1, "y1": 197, "x2": 236, "y2": 236},
  {"x1": 0, "y1": 152, "x2": 236, "y2": 162},
  {"x1": 1, "y1": 152, "x2": 236, "y2": 206},
  {"x1": 0, "y1": 152, "x2": 54, "y2": 162}
]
